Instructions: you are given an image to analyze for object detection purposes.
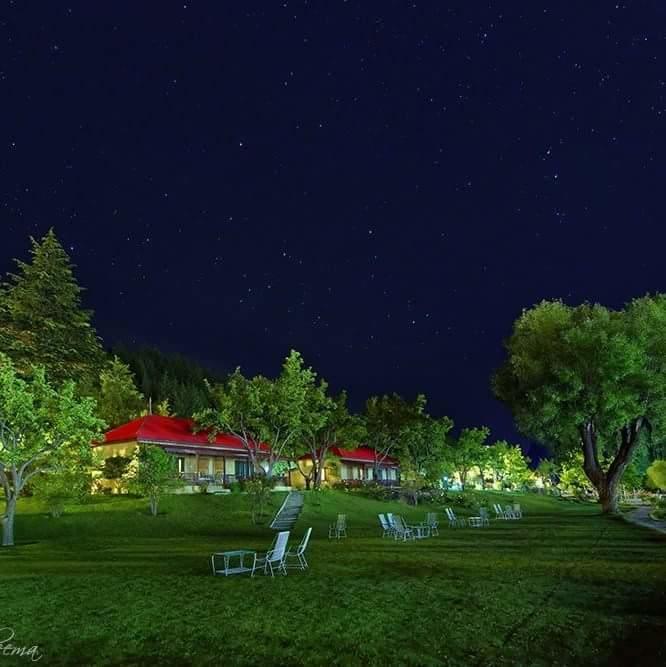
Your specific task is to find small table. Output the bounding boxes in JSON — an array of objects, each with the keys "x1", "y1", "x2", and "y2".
[
  {"x1": 211, "y1": 550, "x2": 256, "y2": 576},
  {"x1": 411, "y1": 524, "x2": 431, "y2": 539}
]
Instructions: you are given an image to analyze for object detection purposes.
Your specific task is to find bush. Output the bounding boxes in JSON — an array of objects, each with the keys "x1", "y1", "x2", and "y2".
[
  {"x1": 652, "y1": 496, "x2": 666, "y2": 520},
  {"x1": 245, "y1": 477, "x2": 274, "y2": 524},
  {"x1": 103, "y1": 455, "x2": 132, "y2": 480}
]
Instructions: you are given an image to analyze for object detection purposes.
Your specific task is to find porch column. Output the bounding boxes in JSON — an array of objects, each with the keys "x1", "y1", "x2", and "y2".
[{"x1": 195, "y1": 453, "x2": 199, "y2": 479}]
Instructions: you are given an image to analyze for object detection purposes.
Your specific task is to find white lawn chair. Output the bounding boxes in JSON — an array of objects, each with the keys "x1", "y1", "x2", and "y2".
[
  {"x1": 392, "y1": 515, "x2": 416, "y2": 541},
  {"x1": 329, "y1": 514, "x2": 347, "y2": 539},
  {"x1": 378, "y1": 513, "x2": 394, "y2": 538},
  {"x1": 251, "y1": 530, "x2": 289, "y2": 577},
  {"x1": 493, "y1": 503, "x2": 509, "y2": 520},
  {"x1": 445, "y1": 507, "x2": 466, "y2": 527},
  {"x1": 285, "y1": 527, "x2": 312, "y2": 570},
  {"x1": 469, "y1": 507, "x2": 490, "y2": 528},
  {"x1": 504, "y1": 504, "x2": 520, "y2": 520},
  {"x1": 512, "y1": 503, "x2": 523, "y2": 519},
  {"x1": 425, "y1": 512, "x2": 439, "y2": 536}
]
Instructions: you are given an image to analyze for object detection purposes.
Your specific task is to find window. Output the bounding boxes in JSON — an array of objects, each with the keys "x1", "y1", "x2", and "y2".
[{"x1": 235, "y1": 460, "x2": 251, "y2": 479}]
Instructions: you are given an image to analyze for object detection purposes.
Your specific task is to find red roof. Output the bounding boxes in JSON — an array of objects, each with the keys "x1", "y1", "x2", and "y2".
[
  {"x1": 99, "y1": 415, "x2": 269, "y2": 454},
  {"x1": 300, "y1": 445, "x2": 399, "y2": 466}
]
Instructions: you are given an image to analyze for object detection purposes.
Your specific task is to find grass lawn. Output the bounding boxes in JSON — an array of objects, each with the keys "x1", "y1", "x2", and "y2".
[{"x1": 0, "y1": 490, "x2": 665, "y2": 666}]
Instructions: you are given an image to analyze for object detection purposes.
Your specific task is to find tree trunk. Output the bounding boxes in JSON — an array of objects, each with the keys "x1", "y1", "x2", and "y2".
[
  {"x1": 149, "y1": 496, "x2": 158, "y2": 516},
  {"x1": 2, "y1": 497, "x2": 16, "y2": 547},
  {"x1": 598, "y1": 478, "x2": 620, "y2": 514},
  {"x1": 580, "y1": 419, "x2": 644, "y2": 514}
]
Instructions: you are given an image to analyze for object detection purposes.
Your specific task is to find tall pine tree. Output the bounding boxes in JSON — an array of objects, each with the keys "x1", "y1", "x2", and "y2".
[
  {"x1": 0, "y1": 229, "x2": 106, "y2": 388},
  {"x1": 97, "y1": 356, "x2": 146, "y2": 427}
]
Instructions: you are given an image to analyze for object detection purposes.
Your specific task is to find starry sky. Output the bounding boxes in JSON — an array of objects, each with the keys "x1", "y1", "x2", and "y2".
[{"x1": 3, "y1": 2, "x2": 666, "y2": 455}]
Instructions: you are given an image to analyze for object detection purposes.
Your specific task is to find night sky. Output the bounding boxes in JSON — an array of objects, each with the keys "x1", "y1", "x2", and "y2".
[{"x1": 3, "y1": 2, "x2": 666, "y2": 455}]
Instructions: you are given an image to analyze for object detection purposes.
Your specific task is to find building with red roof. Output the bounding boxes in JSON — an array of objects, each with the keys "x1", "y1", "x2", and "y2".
[
  {"x1": 95, "y1": 415, "x2": 400, "y2": 490},
  {"x1": 96, "y1": 414, "x2": 269, "y2": 485},
  {"x1": 293, "y1": 445, "x2": 400, "y2": 488}
]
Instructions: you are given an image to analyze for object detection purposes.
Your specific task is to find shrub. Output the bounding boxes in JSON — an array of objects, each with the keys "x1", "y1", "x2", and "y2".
[
  {"x1": 103, "y1": 455, "x2": 132, "y2": 480},
  {"x1": 245, "y1": 477, "x2": 274, "y2": 524}
]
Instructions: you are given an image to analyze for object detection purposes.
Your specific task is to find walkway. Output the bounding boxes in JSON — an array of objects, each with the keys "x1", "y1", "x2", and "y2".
[{"x1": 625, "y1": 505, "x2": 666, "y2": 535}]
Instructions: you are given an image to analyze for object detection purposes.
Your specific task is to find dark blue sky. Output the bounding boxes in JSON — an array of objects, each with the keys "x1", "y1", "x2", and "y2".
[{"x1": 3, "y1": 2, "x2": 666, "y2": 458}]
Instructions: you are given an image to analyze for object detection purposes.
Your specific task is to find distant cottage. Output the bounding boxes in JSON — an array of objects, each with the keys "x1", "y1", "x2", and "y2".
[{"x1": 94, "y1": 414, "x2": 400, "y2": 491}]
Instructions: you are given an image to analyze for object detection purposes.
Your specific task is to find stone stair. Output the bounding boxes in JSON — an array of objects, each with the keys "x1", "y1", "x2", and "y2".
[{"x1": 270, "y1": 491, "x2": 304, "y2": 531}]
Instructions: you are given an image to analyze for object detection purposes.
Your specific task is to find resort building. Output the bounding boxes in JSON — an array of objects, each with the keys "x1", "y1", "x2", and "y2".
[
  {"x1": 293, "y1": 446, "x2": 400, "y2": 488},
  {"x1": 95, "y1": 415, "x2": 400, "y2": 490},
  {"x1": 95, "y1": 414, "x2": 269, "y2": 487}
]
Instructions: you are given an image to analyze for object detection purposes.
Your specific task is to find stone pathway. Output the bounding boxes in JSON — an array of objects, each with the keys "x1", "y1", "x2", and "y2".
[{"x1": 624, "y1": 505, "x2": 666, "y2": 535}]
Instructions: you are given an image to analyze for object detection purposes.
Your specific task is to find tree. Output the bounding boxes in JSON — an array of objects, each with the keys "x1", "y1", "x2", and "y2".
[
  {"x1": 558, "y1": 454, "x2": 596, "y2": 498},
  {"x1": 196, "y1": 350, "x2": 321, "y2": 478},
  {"x1": 488, "y1": 440, "x2": 532, "y2": 487},
  {"x1": 97, "y1": 356, "x2": 145, "y2": 427},
  {"x1": 114, "y1": 345, "x2": 220, "y2": 417},
  {"x1": 646, "y1": 460, "x2": 666, "y2": 490},
  {"x1": 0, "y1": 230, "x2": 105, "y2": 389},
  {"x1": 125, "y1": 445, "x2": 177, "y2": 516},
  {"x1": 445, "y1": 427, "x2": 490, "y2": 490},
  {"x1": 535, "y1": 458, "x2": 558, "y2": 489},
  {"x1": 399, "y1": 412, "x2": 453, "y2": 488},
  {"x1": 32, "y1": 466, "x2": 89, "y2": 518},
  {"x1": 364, "y1": 394, "x2": 425, "y2": 480},
  {"x1": 0, "y1": 354, "x2": 103, "y2": 546},
  {"x1": 494, "y1": 297, "x2": 666, "y2": 513},
  {"x1": 295, "y1": 390, "x2": 366, "y2": 490}
]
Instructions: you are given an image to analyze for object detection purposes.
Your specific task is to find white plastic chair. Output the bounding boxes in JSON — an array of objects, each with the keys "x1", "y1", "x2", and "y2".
[
  {"x1": 285, "y1": 527, "x2": 312, "y2": 570},
  {"x1": 378, "y1": 514, "x2": 394, "y2": 538},
  {"x1": 445, "y1": 507, "x2": 466, "y2": 527},
  {"x1": 493, "y1": 503, "x2": 508, "y2": 520},
  {"x1": 512, "y1": 503, "x2": 523, "y2": 519},
  {"x1": 425, "y1": 512, "x2": 439, "y2": 536},
  {"x1": 251, "y1": 530, "x2": 289, "y2": 577},
  {"x1": 329, "y1": 514, "x2": 347, "y2": 539},
  {"x1": 392, "y1": 515, "x2": 416, "y2": 541}
]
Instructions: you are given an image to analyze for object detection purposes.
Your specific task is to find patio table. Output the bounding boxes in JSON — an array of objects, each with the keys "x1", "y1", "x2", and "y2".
[
  {"x1": 211, "y1": 550, "x2": 256, "y2": 576},
  {"x1": 410, "y1": 524, "x2": 431, "y2": 539}
]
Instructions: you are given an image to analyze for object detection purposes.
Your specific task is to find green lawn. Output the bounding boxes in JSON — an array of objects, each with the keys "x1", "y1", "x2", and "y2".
[{"x1": 0, "y1": 491, "x2": 664, "y2": 666}]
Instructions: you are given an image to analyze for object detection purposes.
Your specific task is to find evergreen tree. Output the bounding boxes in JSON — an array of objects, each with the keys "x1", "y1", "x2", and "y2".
[
  {"x1": 114, "y1": 345, "x2": 220, "y2": 416},
  {"x1": 97, "y1": 356, "x2": 146, "y2": 427},
  {"x1": 0, "y1": 230, "x2": 105, "y2": 388}
]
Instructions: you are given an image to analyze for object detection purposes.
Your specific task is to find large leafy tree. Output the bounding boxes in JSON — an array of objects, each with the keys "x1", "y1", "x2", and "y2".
[
  {"x1": 0, "y1": 230, "x2": 105, "y2": 389},
  {"x1": 444, "y1": 426, "x2": 490, "y2": 490},
  {"x1": 296, "y1": 390, "x2": 366, "y2": 490},
  {"x1": 0, "y1": 354, "x2": 103, "y2": 546},
  {"x1": 494, "y1": 297, "x2": 666, "y2": 513},
  {"x1": 485, "y1": 441, "x2": 531, "y2": 489},
  {"x1": 399, "y1": 412, "x2": 453, "y2": 485},
  {"x1": 97, "y1": 356, "x2": 146, "y2": 427},
  {"x1": 196, "y1": 350, "x2": 322, "y2": 478},
  {"x1": 364, "y1": 394, "x2": 425, "y2": 479}
]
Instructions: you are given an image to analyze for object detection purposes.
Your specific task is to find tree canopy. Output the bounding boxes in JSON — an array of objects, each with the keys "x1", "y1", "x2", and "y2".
[
  {"x1": 0, "y1": 354, "x2": 103, "y2": 546},
  {"x1": 494, "y1": 296, "x2": 666, "y2": 512},
  {"x1": 97, "y1": 356, "x2": 146, "y2": 428},
  {"x1": 196, "y1": 350, "x2": 325, "y2": 478},
  {"x1": 0, "y1": 230, "x2": 105, "y2": 389}
]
